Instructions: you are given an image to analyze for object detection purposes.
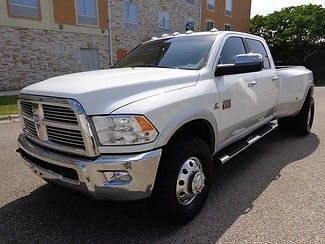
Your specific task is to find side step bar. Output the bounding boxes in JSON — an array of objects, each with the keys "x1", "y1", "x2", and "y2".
[{"x1": 217, "y1": 122, "x2": 278, "y2": 164}]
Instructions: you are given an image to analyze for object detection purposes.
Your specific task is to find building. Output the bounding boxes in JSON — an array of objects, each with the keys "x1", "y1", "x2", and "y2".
[
  {"x1": 0, "y1": 0, "x2": 110, "y2": 91},
  {"x1": 108, "y1": 0, "x2": 200, "y2": 62},
  {"x1": 0, "y1": 0, "x2": 251, "y2": 91},
  {"x1": 200, "y1": 0, "x2": 251, "y2": 32}
]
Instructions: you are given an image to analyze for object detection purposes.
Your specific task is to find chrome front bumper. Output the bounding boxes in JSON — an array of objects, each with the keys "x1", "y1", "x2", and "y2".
[{"x1": 18, "y1": 134, "x2": 162, "y2": 200}]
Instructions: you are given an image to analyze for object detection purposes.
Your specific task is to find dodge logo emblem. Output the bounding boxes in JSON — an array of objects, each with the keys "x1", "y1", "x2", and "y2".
[{"x1": 33, "y1": 114, "x2": 41, "y2": 128}]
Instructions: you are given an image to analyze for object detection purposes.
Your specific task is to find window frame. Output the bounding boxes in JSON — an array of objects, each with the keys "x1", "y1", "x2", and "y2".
[
  {"x1": 224, "y1": 24, "x2": 231, "y2": 31},
  {"x1": 225, "y1": 0, "x2": 232, "y2": 17},
  {"x1": 244, "y1": 38, "x2": 271, "y2": 69},
  {"x1": 158, "y1": 10, "x2": 170, "y2": 30},
  {"x1": 124, "y1": 1, "x2": 139, "y2": 25},
  {"x1": 80, "y1": 48, "x2": 100, "y2": 71},
  {"x1": 6, "y1": 0, "x2": 41, "y2": 20},
  {"x1": 217, "y1": 35, "x2": 248, "y2": 66},
  {"x1": 206, "y1": 19, "x2": 214, "y2": 31},
  {"x1": 75, "y1": 0, "x2": 99, "y2": 27},
  {"x1": 207, "y1": 0, "x2": 215, "y2": 12}
]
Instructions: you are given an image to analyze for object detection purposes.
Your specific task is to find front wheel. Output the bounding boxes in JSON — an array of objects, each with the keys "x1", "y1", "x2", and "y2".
[{"x1": 153, "y1": 136, "x2": 213, "y2": 222}]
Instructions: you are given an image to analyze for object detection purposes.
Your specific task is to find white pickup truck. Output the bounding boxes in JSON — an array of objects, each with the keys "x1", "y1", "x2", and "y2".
[{"x1": 17, "y1": 31, "x2": 314, "y2": 221}]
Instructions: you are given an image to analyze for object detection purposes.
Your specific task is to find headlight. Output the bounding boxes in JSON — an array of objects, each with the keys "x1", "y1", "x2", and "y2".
[{"x1": 92, "y1": 115, "x2": 158, "y2": 146}]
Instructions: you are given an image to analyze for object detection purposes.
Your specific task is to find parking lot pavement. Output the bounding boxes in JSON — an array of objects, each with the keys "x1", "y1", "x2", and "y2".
[{"x1": 1, "y1": 88, "x2": 325, "y2": 243}]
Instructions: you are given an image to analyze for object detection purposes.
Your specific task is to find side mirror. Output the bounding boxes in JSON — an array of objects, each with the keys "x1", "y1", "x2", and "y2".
[{"x1": 215, "y1": 53, "x2": 263, "y2": 77}]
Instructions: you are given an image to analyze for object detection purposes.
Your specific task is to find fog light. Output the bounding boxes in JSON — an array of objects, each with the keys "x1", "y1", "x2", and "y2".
[{"x1": 104, "y1": 171, "x2": 132, "y2": 185}]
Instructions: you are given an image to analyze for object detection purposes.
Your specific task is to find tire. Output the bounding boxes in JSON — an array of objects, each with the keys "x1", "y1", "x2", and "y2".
[
  {"x1": 153, "y1": 136, "x2": 213, "y2": 223},
  {"x1": 278, "y1": 95, "x2": 314, "y2": 135}
]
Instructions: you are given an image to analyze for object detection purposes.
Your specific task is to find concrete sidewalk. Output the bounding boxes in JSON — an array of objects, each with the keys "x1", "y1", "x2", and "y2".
[{"x1": 0, "y1": 90, "x2": 20, "y2": 96}]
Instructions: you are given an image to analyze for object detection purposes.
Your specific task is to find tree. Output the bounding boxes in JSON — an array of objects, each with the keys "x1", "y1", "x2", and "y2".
[{"x1": 250, "y1": 4, "x2": 325, "y2": 65}]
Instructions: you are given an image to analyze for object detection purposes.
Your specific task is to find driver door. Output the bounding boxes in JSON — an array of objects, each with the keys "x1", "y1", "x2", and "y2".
[{"x1": 213, "y1": 36, "x2": 260, "y2": 146}]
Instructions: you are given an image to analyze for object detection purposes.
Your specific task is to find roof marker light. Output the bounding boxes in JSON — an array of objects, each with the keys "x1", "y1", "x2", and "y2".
[
  {"x1": 151, "y1": 37, "x2": 158, "y2": 40},
  {"x1": 161, "y1": 34, "x2": 169, "y2": 38},
  {"x1": 185, "y1": 30, "x2": 194, "y2": 34},
  {"x1": 172, "y1": 32, "x2": 180, "y2": 36},
  {"x1": 210, "y1": 28, "x2": 219, "y2": 32}
]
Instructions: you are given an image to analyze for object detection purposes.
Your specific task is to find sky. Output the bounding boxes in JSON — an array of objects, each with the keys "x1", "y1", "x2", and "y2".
[{"x1": 251, "y1": 0, "x2": 325, "y2": 17}]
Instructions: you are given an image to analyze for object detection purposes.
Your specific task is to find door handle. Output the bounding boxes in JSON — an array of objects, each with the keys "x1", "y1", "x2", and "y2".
[
  {"x1": 247, "y1": 81, "x2": 257, "y2": 87},
  {"x1": 272, "y1": 76, "x2": 279, "y2": 81}
]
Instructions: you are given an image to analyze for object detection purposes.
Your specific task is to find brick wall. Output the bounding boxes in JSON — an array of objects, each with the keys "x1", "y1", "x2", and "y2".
[{"x1": 0, "y1": 26, "x2": 110, "y2": 91}]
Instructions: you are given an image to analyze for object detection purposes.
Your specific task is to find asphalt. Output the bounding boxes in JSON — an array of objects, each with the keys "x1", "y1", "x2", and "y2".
[{"x1": 0, "y1": 88, "x2": 324, "y2": 243}]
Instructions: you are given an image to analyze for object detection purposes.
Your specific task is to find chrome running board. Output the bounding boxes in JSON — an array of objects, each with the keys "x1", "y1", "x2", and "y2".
[{"x1": 217, "y1": 122, "x2": 278, "y2": 164}]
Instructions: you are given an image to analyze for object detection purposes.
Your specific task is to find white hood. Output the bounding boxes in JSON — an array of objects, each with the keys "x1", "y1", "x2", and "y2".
[{"x1": 21, "y1": 67, "x2": 199, "y2": 115}]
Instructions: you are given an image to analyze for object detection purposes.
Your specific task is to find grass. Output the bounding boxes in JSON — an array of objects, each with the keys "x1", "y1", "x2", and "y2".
[{"x1": 0, "y1": 96, "x2": 18, "y2": 116}]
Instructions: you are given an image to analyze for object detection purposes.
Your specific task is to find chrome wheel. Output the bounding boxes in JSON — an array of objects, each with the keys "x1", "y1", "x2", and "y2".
[{"x1": 176, "y1": 157, "x2": 206, "y2": 205}]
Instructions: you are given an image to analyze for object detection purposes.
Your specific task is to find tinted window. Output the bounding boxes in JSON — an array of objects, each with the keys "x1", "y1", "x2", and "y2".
[
  {"x1": 114, "y1": 36, "x2": 216, "y2": 70},
  {"x1": 246, "y1": 39, "x2": 270, "y2": 69},
  {"x1": 219, "y1": 37, "x2": 246, "y2": 64}
]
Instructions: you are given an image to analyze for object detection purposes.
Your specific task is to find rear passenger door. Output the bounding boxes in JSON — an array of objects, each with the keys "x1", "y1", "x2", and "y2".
[
  {"x1": 245, "y1": 38, "x2": 279, "y2": 119},
  {"x1": 214, "y1": 36, "x2": 260, "y2": 145}
]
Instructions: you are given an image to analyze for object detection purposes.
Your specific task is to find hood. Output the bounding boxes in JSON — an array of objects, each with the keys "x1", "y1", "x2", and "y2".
[{"x1": 21, "y1": 67, "x2": 199, "y2": 115}]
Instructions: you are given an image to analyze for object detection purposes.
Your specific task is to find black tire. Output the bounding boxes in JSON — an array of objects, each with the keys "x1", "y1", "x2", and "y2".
[
  {"x1": 278, "y1": 95, "x2": 314, "y2": 135},
  {"x1": 153, "y1": 136, "x2": 213, "y2": 223}
]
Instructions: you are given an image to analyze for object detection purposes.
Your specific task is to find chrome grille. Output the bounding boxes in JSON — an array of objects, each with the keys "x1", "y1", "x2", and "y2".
[
  {"x1": 20, "y1": 101, "x2": 33, "y2": 117},
  {"x1": 47, "y1": 126, "x2": 84, "y2": 149},
  {"x1": 23, "y1": 118, "x2": 37, "y2": 137},
  {"x1": 18, "y1": 95, "x2": 99, "y2": 157},
  {"x1": 43, "y1": 104, "x2": 78, "y2": 124}
]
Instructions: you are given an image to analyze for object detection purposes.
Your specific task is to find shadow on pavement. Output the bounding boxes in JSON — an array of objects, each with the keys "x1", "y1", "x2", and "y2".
[{"x1": 0, "y1": 130, "x2": 319, "y2": 243}]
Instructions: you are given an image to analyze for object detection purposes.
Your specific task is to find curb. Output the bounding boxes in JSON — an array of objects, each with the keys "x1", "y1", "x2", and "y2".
[{"x1": 0, "y1": 114, "x2": 20, "y2": 123}]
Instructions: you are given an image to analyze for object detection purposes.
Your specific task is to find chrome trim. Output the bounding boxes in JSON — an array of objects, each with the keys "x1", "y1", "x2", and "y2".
[
  {"x1": 18, "y1": 133, "x2": 162, "y2": 200},
  {"x1": 18, "y1": 94, "x2": 99, "y2": 157}
]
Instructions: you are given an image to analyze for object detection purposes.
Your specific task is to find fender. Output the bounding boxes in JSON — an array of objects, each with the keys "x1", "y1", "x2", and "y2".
[
  {"x1": 293, "y1": 83, "x2": 314, "y2": 116},
  {"x1": 154, "y1": 108, "x2": 218, "y2": 153}
]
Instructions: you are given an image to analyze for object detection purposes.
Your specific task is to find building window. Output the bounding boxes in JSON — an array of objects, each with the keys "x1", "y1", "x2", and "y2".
[
  {"x1": 224, "y1": 24, "x2": 231, "y2": 31},
  {"x1": 76, "y1": 0, "x2": 98, "y2": 26},
  {"x1": 158, "y1": 11, "x2": 170, "y2": 30},
  {"x1": 124, "y1": 1, "x2": 139, "y2": 29},
  {"x1": 207, "y1": 0, "x2": 215, "y2": 12},
  {"x1": 206, "y1": 20, "x2": 214, "y2": 31},
  {"x1": 225, "y1": 0, "x2": 232, "y2": 16},
  {"x1": 185, "y1": 17, "x2": 194, "y2": 31},
  {"x1": 186, "y1": 0, "x2": 195, "y2": 3},
  {"x1": 80, "y1": 48, "x2": 100, "y2": 71},
  {"x1": 7, "y1": 0, "x2": 40, "y2": 19}
]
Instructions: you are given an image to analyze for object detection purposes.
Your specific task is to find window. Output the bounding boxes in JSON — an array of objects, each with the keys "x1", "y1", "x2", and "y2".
[
  {"x1": 207, "y1": 0, "x2": 215, "y2": 11},
  {"x1": 186, "y1": 0, "x2": 195, "y2": 3},
  {"x1": 124, "y1": 1, "x2": 139, "y2": 29},
  {"x1": 224, "y1": 24, "x2": 231, "y2": 31},
  {"x1": 219, "y1": 37, "x2": 246, "y2": 64},
  {"x1": 114, "y1": 36, "x2": 216, "y2": 70},
  {"x1": 185, "y1": 17, "x2": 194, "y2": 31},
  {"x1": 8, "y1": 0, "x2": 40, "y2": 19},
  {"x1": 206, "y1": 20, "x2": 214, "y2": 31},
  {"x1": 225, "y1": 0, "x2": 232, "y2": 16},
  {"x1": 158, "y1": 11, "x2": 170, "y2": 30},
  {"x1": 246, "y1": 39, "x2": 271, "y2": 69},
  {"x1": 80, "y1": 48, "x2": 100, "y2": 71},
  {"x1": 76, "y1": 0, "x2": 98, "y2": 26}
]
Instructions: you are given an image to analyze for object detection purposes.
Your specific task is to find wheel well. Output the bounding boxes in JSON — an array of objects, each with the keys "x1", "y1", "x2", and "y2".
[{"x1": 168, "y1": 119, "x2": 215, "y2": 152}]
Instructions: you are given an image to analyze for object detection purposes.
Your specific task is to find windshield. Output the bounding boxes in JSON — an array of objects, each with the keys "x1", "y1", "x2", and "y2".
[{"x1": 113, "y1": 35, "x2": 217, "y2": 70}]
